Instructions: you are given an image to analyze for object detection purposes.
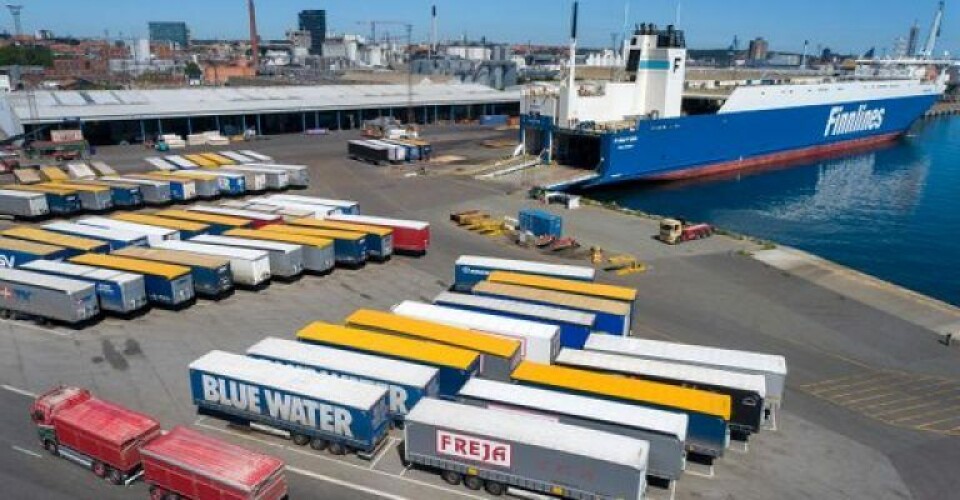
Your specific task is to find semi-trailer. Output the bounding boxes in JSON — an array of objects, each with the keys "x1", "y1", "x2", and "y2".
[
  {"x1": 143, "y1": 157, "x2": 178, "y2": 171},
  {"x1": 453, "y1": 255, "x2": 595, "y2": 290},
  {"x1": 258, "y1": 225, "x2": 367, "y2": 267},
  {"x1": 110, "y1": 213, "x2": 211, "y2": 239},
  {"x1": 125, "y1": 174, "x2": 197, "y2": 201},
  {"x1": 267, "y1": 194, "x2": 359, "y2": 214},
  {"x1": 152, "y1": 240, "x2": 271, "y2": 289},
  {"x1": 77, "y1": 217, "x2": 180, "y2": 246},
  {"x1": 345, "y1": 309, "x2": 522, "y2": 381},
  {"x1": 141, "y1": 426, "x2": 288, "y2": 500},
  {"x1": 472, "y1": 281, "x2": 632, "y2": 337},
  {"x1": 65, "y1": 161, "x2": 98, "y2": 179},
  {"x1": 246, "y1": 337, "x2": 441, "y2": 425},
  {"x1": 297, "y1": 322, "x2": 481, "y2": 397},
  {"x1": 165, "y1": 169, "x2": 246, "y2": 196},
  {"x1": 20, "y1": 260, "x2": 148, "y2": 315},
  {"x1": 324, "y1": 214, "x2": 430, "y2": 255},
  {"x1": 65, "y1": 180, "x2": 143, "y2": 208},
  {"x1": 290, "y1": 218, "x2": 393, "y2": 261},
  {"x1": 239, "y1": 150, "x2": 273, "y2": 162},
  {"x1": 486, "y1": 270, "x2": 639, "y2": 319},
  {"x1": 1, "y1": 226, "x2": 110, "y2": 256},
  {"x1": 0, "y1": 268, "x2": 100, "y2": 324},
  {"x1": 209, "y1": 167, "x2": 266, "y2": 193},
  {"x1": 457, "y1": 379, "x2": 688, "y2": 482},
  {"x1": 233, "y1": 202, "x2": 317, "y2": 221},
  {"x1": 164, "y1": 155, "x2": 200, "y2": 169},
  {"x1": 37, "y1": 182, "x2": 113, "y2": 211},
  {"x1": 244, "y1": 197, "x2": 340, "y2": 217},
  {"x1": 557, "y1": 349, "x2": 767, "y2": 436},
  {"x1": 242, "y1": 163, "x2": 310, "y2": 188},
  {"x1": 434, "y1": 291, "x2": 596, "y2": 349},
  {"x1": 222, "y1": 165, "x2": 290, "y2": 190},
  {"x1": 219, "y1": 151, "x2": 256, "y2": 163},
  {"x1": 0, "y1": 236, "x2": 72, "y2": 267},
  {"x1": 97, "y1": 177, "x2": 172, "y2": 205},
  {"x1": 223, "y1": 228, "x2": 335, "y2": 274},
  {"x1": 0, "y1": 189, "x2": 49, "y2": 219},
  {"x1": 190, "y1": 234, "x2": 304, "y2": 280},
  {"x1": 511, "y1": 361, "x2": 732, "y2": 460},
  {"x1": 584, "y1": 335, "x2": 788, "y2": 422},
  {"x1": 43, "y1": 221, "x2": 149, "y2": 250},
  {"x1": 152, "y1": 209, "x2": 253, "y2": 235},
  {"x1": 69, "y1": 253, "x2": 195, "y2": 307},
  {"x1": 113, "y1": 247, "x2": 234, "y2": 299},
  {"x1": 146, "y1": 171, "x2": 219, "y2": 199},
  {"x1": 189, "y1": 350, "x2": 392, "y2": 458},
  {"x1": 404, "y1": 398, "x2": 649, "y2": 499},
  {"x1": 31, "y1": 386, "x2": 162, "y2": 485},
  {"x1": 185, "y1": 205, "x2": 284, "y2": 228},
  {"x1": 3, "y1": 184, "x2": 81, "y2": 215},
  {"x1": 348, "y1": 140, "x2": 391, "y2": 165},
  {"x1": 392, "y1": 301, "x2": 561, "y2": 364}
]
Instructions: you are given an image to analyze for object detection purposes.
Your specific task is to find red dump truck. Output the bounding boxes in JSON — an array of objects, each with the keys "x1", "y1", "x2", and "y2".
[
  {"x1": 141, "y1": 426, "x2": 288, "y2": 500},
  {"x1": 31, "y1": 386, "x2": 162, "y2": 485}
]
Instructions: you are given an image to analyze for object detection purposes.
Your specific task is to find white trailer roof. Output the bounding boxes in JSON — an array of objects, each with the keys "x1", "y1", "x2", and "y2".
[
  {"x1": 219, "y1": 151, "x2": 255, "y2": 163},
  {"x1": 78, "y1": 217, "x2": 179, "y2": 238},
  {"x1": 246, "y1": 198, "x2": 337, "y2": 216},
  {"x1": 66, "y1": 162, "x2": 98, "y2": 178},
  {"x1": 145, "y1": 157, "x2": 178, "y2": 171},
  {"x1": 456, "y1": 255, "x2": 596, "y2": 281},
  {"x1": 557, "y1": 349, "x2": 767, "y2": 397},
  {"x1": 20, "y1": 260, "x2": 141, "y2": 285},
  {"x1": 186, "y1": 206, "x2": 283, "y2": 221},
  {"x1": 267, "y1": 195, "x2": 358, "y2": 209},
  {"x1": 164, "y1": 155, "x2": 199, "y2": 168},
  {"x1": 326, "y1": 214, "x2": 428, "y2": 230},
  {"x1": 585, "y1": 335, "x2": 788, "y2": 375},
  {"x1": 174, "y1": 169, "x2": 244, "y2": 179},
  {"x1": 44, "y1": 222, "x2": 146, "y2": 243},
  {"x1": 245, "y1": 163, "x2": 308, "y2": 171},
  {"x1": 247, "y1": 337, "x2": 438, "y2": 388},
  {"x1": 239, "y1": 150, "x2": 272, "y2": 162},
  {"x1": 190, "y1": 351, "x2": 387, "y2": 410},
  {"x1": 392, "y1": 301, "x2": 559, "y2": 340},
  {"x1": 434, "y1": 292, "x2": 595, "y2": 326},
  {"x1": 407, "y1": 398, "x2": 649, "y2": 469},
  {"x1": 0, "y1": 189, "x2": 46, "y2": 199},
  {"x1": 153, "y1": 241, "x2": 268, "y2": 261},
  {"x1": 100, "y1": 176, "x2": 169, "y2": 188},
  {"x1": 190, "y1": 235, "x2": 299, "y2": 253},
  {"x1": 459, "y1": 379, "x2": 687, "y2": 441},
  {"x1": 0, "y1": 267, "x2": 94, "y2": 293}
]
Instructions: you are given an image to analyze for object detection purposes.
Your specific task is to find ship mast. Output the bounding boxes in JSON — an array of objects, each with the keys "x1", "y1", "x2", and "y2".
[{"x1": 566, "y1": 1, "x2": 579, "y2": 126}]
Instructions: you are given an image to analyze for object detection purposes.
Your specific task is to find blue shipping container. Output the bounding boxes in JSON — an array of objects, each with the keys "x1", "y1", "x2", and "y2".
[{"x1": 518, "y1": 209, "x2": 562, "y2": 238}]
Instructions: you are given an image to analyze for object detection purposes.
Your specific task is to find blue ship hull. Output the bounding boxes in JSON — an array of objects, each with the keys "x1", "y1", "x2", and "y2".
[{"x1": 524, "y1": 93, "x2": 939, "y2": 188}]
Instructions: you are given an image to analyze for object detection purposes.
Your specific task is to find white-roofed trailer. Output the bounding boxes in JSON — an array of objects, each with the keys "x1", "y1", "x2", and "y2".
[
  {"x1": 0, "y1": 267, "x2": 99, "y2": 324},
  {"x1": 454, "y1": 255, "x2": 595, "y2": 290},
  {"x1": 152, "y1": 240, "x2": 271, "y2": 288},
  {"x1": 190, "y1": 235, "x2": 304, "y2": 279}
]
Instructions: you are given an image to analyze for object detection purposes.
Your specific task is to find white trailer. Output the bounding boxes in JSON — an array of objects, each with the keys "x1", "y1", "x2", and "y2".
[
  {"x1": 144, "y1": 157, "x2": 178, "y2": 171},
  {"x1": 243, "y1": 164, "x2": 309, "y2": 188},
  {"x1": 267, "y1": 195, "x2": 358, "y2": 214},
  {"x1": 77, "y1": 217, "x2": 180, "y2": 246},
  {"x1": 152, "y1": 240, "x2": 271, "y2": 288},
  {"x1": 185, "y1": 206, "x2": 284, "y2": 225},
  {"x1": 65, "y1": 162, "x2": 98, "y2": 179},
  {"x1": 238, "y1": 150, "x2": 273, "y2": 162},
  {"x1": 244, "y1": 198, "x2": 339, "y2": 218},
  {"x1": 0, "y1": 268, "x2": 99, "y2": 324},
  {"x1": 164, "y1": 155, "x2": 199, "y2": 169},
  {"x1": 221, "y1": 165, "x2": 289, "y2": 190},
  {"x1": 392, "y1": 301, "x2": 560, "y2": 364},
  {"x1": 0, "y1": 189, "x2": 49, "y2": 218},
  {"x1": 218, "y1": 151, "x2": 255, "y2": 163},
  {"x1": 189, "y1": 235, "x2": 304, "y2": 279}
]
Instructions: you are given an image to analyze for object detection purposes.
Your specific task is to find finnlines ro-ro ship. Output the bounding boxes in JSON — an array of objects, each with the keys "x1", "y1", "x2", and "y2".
[{"x1": 520, "y1": 21, "x2": 946, "y2": 188}]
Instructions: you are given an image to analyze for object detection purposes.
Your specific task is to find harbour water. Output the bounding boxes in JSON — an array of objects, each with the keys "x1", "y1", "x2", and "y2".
[{"x1": 589, "y1": 117, "x2": 960, "y2": 306}]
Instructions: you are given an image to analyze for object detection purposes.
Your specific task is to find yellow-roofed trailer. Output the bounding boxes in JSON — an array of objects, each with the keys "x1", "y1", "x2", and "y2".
[
  {"x1": 69, "y1": 253, "x2": 195, "y2": 307},
  {"x1": 290, "y1": 218, "x2": 393, "y2": 261},
  {"x1": 222, "y1": 229, "x2": 335, "y2": 274},
  {"x1": 1, "y1": 226, "x2": 110, "y2": 256}
]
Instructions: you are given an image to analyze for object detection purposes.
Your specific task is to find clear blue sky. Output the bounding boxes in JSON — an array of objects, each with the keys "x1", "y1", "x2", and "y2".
[{"x1": 10, "y1": 0, "x2": 957, "y2": 55}]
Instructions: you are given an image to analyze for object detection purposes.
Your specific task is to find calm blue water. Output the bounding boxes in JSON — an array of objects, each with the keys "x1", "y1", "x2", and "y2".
[{"x1": 590, "y1": 117, "x2": 960, "y2": 306}]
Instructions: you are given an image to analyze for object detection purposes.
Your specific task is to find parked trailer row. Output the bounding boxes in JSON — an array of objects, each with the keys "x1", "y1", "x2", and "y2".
[
  {"x1": 453, "y1": 255, "x2": 595, "y2": 290},
  {"x1": 152, "y1": 240, "x2": 271, "y2": 289},
  {"x1": 2, "y1": 226, "x2": 110, "y2": 256},
  {"x1": 267, "y1": 194, "x2": 359, "y2": 214},
  {"x1": 70, "y1": 180, "x2": 143, "y2": 207},
  {"x1": 222, "y1": 165, "x2": 289, "y2": 190},
  {"x1": 324, "y1": 214, "x2": 430, "y2": 255},
  {"x1": 190, "y1": 350, "x2": 392, "y2": 458},
  {"x1": 0, "y1": 236, "x2": 72, "y2": 267},
  {"x1": 290, "y1": 218, "x2": 393, "y2": 261},
  {"x1": 244, "y1": 197, "x2": 340, "y2": 217},
  {"x1": 113, "y1": 247, "x2": 234, "y2": 299},
  {"x1": 44, "y1": 222, "x2": 149, "y2": 250},
  {"x1": 77, "y1": 217, "x2": 181, "y2": 246},
  {"x1": 191, "y1": 234, "x2": 304, "y2": 280},
  {"x1": 126, "y1": 174, "x2": 197, "y2": 201},
  {"x1": 164, "y1": 169, "x2": 246, "y2": 196},
  {"x1": 223, "y1": 229, "x2": 335, "y2": 274},
  {"x1": 152, "y1": 209, "x2": 252, "y2": 234},
  {"x1": 110, "y1": 213, "x2": 211, "y2": 239},
  {"x1": 486, "y1": 270, "x2": 639, "y2": 321},
  {"x1": 0, "y1": 267, "x2": 100, "y2": 324},
  {"x1": 69, "y1": 253, "x2": 195, "y2": 307},
  {"x1": 38, "y1": 182, "x2": 113, "y2": 211},
  {"x1": 0, "y1": 189, "x2": 49, "y2": 219},
  {"x1": 97, "y1": 177, "x2": 172, "y2": 205},
  {"x1": 247, "y1": 337, "x2": 440, "y2": 425},
  {"x1": 186, "y1": 205, "x2": 284, "y2": 228},
  {"x1": 241, "y1": 163, "x2": 310, "y2": 188},
  {"x1": 32, "y1": 386, "x2": 288, "y2": 499},
  {"x1": 20, "y1": 260, "x2": 148, "y2": 315},
  {"x1": 3, "y1": 184, "x2": 81, "y2": 215},
  {"x1": 149, "y1": 171, "x2": 220, "y2": 199},
  {"x1": 259, "y1": 225, "x2": 367, "y2": 267}
]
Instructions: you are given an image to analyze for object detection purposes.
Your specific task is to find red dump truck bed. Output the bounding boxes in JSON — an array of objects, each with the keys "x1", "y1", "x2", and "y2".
[{"x1": 141, "y1": 426, "x2": 288, "y2": 500}]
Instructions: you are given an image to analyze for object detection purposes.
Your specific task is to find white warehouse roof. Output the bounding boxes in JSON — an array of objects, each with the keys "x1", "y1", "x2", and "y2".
[{"x1": 2, "y1": 83, "x2": 521, "y2": 125}]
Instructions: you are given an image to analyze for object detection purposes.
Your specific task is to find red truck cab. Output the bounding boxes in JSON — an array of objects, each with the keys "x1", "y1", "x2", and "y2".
[
  {"x1": 31, "y1": 386, "x2": 162, "y2": 485},
  {"x1": 141, "y1": 426, "x2": 288, "y2": 500}
]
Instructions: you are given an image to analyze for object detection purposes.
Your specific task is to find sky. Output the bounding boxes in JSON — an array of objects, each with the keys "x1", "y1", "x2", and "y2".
[{"x1": 8, "y1": 0, "x2": 957, "y2": 56}]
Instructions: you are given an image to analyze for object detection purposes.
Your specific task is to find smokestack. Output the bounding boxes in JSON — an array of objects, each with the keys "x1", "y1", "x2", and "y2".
[
  {"x1": 431, "y1": 5, "x2": 438, "y2": 55},
  {"x1": 248, "y1": 0, "x2": 259, "y2": 69},
  {"x1": 571, "y1": 1, "x2": 579, "y2": 40}
]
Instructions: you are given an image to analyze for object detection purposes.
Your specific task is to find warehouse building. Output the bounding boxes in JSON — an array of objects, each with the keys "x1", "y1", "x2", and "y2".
[{"x1": 0, "y1": 83, "x2": 521, "y2": 145}]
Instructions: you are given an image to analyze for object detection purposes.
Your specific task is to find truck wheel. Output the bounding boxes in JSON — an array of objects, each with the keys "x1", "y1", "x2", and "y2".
[
  {"x1": 440, "y1": 470, "x2": 462, "y2": 485},
  {"x1": 149, "y1": 486, "x2": 165, "y2": 500},
  {"x1": 291, "y1": 433, "x2": 310, "y2": 446},
  {"x1": 484, "y1": 480, "x2": 506, "y2": 496},
  {"x1": 327, "y1": 442, "x2": 346, "y2": 455},
  {"x1": 92, "y1": 461, "x2": 107, "y2": 477},
  {"x1": 43, "y1": 440, "x2": 59, "y2": 456},
  {"x1": 309, "y1": 438, "x2": 328, "y2": 451},
  {"x1": 463, "y1": 475, "x2": 483, "y2": 490},
  {"x1": 107, "y1": 467, "x2": 123, "y2": 485}
]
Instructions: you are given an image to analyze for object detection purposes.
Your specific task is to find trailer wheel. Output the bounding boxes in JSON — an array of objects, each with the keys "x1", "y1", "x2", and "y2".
[
  {"x1": 149, "y1": 486, "x2": 165, "y2": 500},
  {"x1": 43, "y1": 440, "x2": 58, "y2": 456},
  {"x1": 309, "y1": 438, "x2": 328, "y2": 451},
  {"x1": 440, "y1": 470, "x2": 462, "y2": 485},
  {"x1": 291, "y1": 433, "x2": 311, "y2": 446},
  {"x1": 484, "y1": 480, "x2": 506, "y2": 496},
  {"x1": 107, "y1": 467, "x2": 123, "y2": 485},
  {"x1": 327, "y1": 442, "x2": 346, "y2": 455},
  {"x1": 92, "y1": 460, "x2": 107, "y2": 478},
  {"x1": 463, "y1": 475, "x2": 483, "y2": 490}
]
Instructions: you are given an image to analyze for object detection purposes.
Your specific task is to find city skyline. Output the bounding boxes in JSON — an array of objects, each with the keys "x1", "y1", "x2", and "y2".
[{"x1": 4, "y1": 0, "x2": 955, "y2": 55}]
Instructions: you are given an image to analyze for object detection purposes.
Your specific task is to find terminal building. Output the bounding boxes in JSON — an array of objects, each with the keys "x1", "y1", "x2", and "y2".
[{"x1": 0, "y1": 83, "x2": 521, "y2": 145}]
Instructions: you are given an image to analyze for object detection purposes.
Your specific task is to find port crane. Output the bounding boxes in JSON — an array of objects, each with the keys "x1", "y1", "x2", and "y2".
[{"x1": 919, "y1": 0, "x2": 944, "y2": 58}]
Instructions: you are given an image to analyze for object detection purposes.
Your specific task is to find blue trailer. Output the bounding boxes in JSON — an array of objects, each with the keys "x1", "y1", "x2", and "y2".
[
  {"x1": 43, "y1": 222, "x2": 149, "y2": 251},
  {"x1": 69, "y1": 181, "x2": 143, "y2": 207},
  {"x1": 69, "y1": 253, "x2": 195, "y2": 308},
  {"x1": 126, "y1": 175, "x2": 197, "y2": 201},
  {"x1": 433, "y1": 291, "x2": 596, "y2": 349},
  {"x1": 246, "y1": 337, "x2": 440, "y2": 425},
  {"x1": 260, "y1": 226, "x2": 367, "y2": 267},
  {"x1": 19, "y1": 260, "x2": 149, "y2": 315},
  {"x1": 518, "y1": 209, "x2": 562, "y2": 238},
  {"x1": 0, "y1": 237, "x2": 72, "y2": 268},
  {"x1": 189, "y1": 350, "x2": 392, "y2": 458},
  {"x1": 112, "y1": 247, "x2": 234, "y2": 299},
  {"x1": 453, "y1": 255, "x2": 595, "y2": 290},
  {"x1": 4, "y1": 185, "x2": 82, "y2": 215}
]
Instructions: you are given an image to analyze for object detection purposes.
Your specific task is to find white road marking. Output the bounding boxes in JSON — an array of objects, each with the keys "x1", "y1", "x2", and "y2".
[
  {"x1": 287, "y1": 466, "x2": 410, "y2": 500},
  {"x1": 1, "y1": 384, "x2": 37, "y2": 398},
  {"x1": 370, "y1": 437, "x2": 399, "y2": 470},
  {"x1": 684, "y1": 465, "x2": 715, "y2": 479},
  {"x1": 11, "y1": 445, "x2": 41, "y2": 458}
]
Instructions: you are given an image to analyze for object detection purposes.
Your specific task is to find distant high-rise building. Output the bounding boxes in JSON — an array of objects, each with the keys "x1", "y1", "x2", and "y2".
[
  {"x1": 298, "y1": 10, "x2": 327, "y2": 56},
  {"x1": 149, "y1": 21, "x2": 189, "y2": 48},
  {"x1": 906, "y1": 22, "x2": 920, "y2": 56},
  {"x1": 747, "y1": 37, "x2": 768, "y2": 62}
]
